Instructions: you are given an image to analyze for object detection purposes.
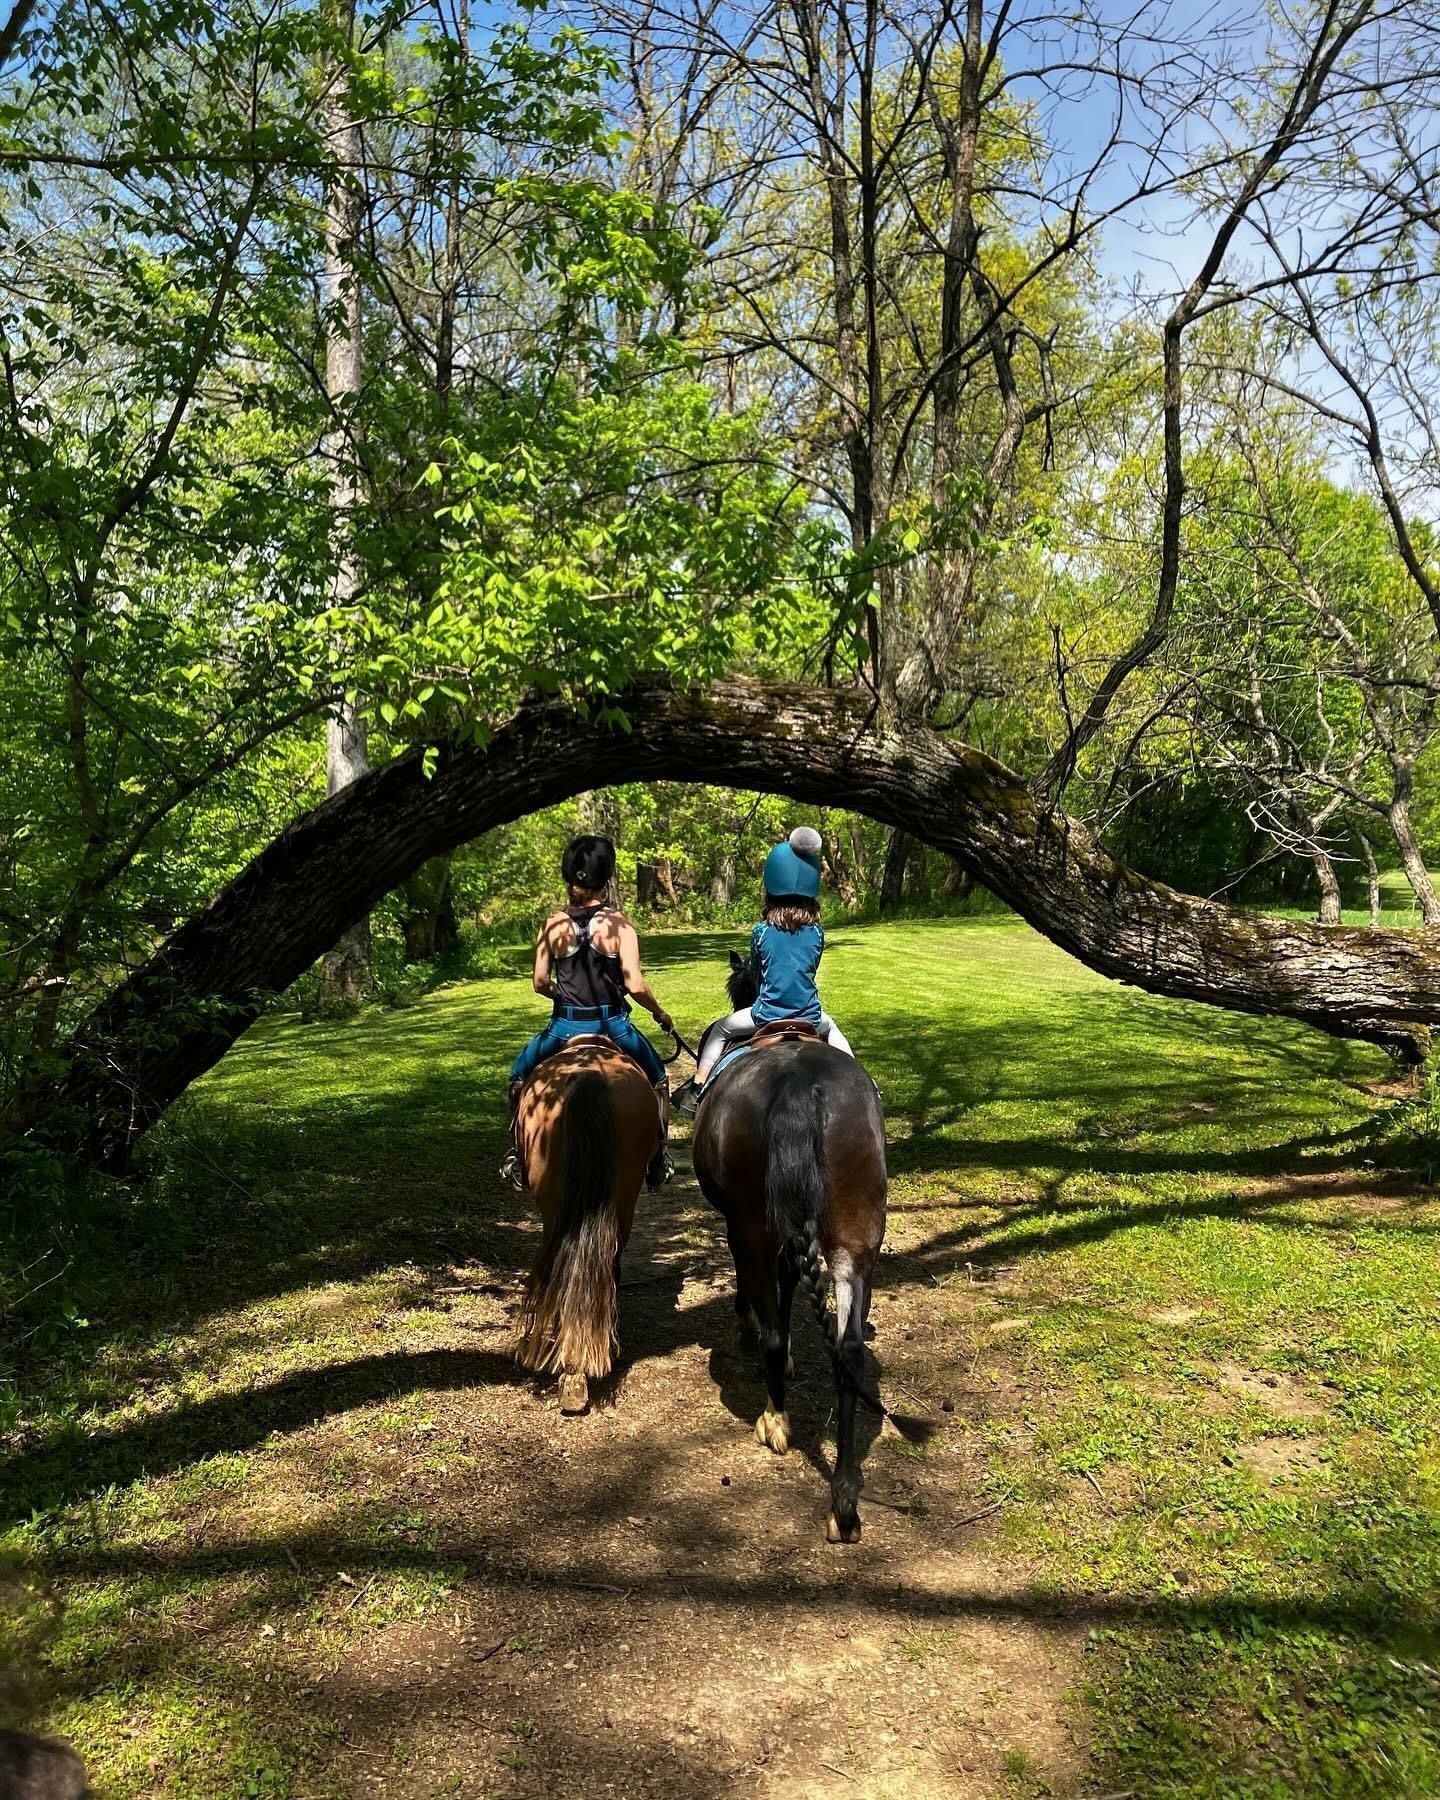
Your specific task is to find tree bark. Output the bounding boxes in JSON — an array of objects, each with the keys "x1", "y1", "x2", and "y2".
[
  {"x1": 28, "y1": 678, "x2": 1440, "y2": 1168},
  {"x1": 821, "y1": 816, "x2": 858, "y2": 909},
  {"x1": 943, "y1": 858, "x2": 974, "y2": 900},
  {"x1": 318, "y1": 18, "x2": 371, "y2": 1011},
  {"x1": 878, "y1": 827, "x2": 911, "y2": 912},
  {"x1": 401, "y1": 856, "x2": 459, "y2": 963},
  {"x1": 636, "y1": 861, "x2": 672, "y2": 909},
  {"x1": 0, "y1": 0, "x2": 38, "y2": 69},
  {"x1": 1312, "y1": 845, "x2": 1343, "y2": 925},
  {"x1": 1358, "y1": 829, "x2": 1382, "y2": 928},
  {"x1": 1389, "y1": 786, "x2": 1440, "y2": 928}
]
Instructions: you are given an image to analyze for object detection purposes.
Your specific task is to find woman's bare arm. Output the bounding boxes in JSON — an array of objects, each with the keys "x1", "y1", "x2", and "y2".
[
  {"x1": 533, "y1": 914, "x2": 565, "y2": 998},
  {"x1": 613, "y1": 915, "x2": 672, "y2": 1032}
]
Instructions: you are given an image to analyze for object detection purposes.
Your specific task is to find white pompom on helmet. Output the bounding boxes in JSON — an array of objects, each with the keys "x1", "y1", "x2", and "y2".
[{"x1": 763, "y1": 825, "x2": 824, "y2": 899}]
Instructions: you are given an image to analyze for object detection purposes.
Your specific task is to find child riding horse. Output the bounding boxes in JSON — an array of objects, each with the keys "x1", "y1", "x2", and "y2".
[
  {"x1": 687, "y1": 827, "x2": 885, "y2": 1541},
  {"x1": 677, "y1": 826, "x2": 852, "y2": 1110}
]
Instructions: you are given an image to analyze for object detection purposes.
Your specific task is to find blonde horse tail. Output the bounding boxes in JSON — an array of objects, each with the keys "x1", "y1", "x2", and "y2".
[{"x1": 515, "y1": 1068, "x2": 620, "y2": 1379}]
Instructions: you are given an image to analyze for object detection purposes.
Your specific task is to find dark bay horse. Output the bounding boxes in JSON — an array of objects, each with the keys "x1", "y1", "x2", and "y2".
[
  {"x1": 692, "y1": 960, "x2": 887, "y2": 1542},
  {"x1": 512, "y1": 1040, "x2": 662, "y2": 1414}
]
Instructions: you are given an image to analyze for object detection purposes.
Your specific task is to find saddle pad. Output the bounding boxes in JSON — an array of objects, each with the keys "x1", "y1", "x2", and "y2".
[
  {"x1": 698, "y1": 1023, "x2": 820, "y2": 1106},
  {"x1": 704, "y1": 1043, "x2": 755, "y2": 1092}
]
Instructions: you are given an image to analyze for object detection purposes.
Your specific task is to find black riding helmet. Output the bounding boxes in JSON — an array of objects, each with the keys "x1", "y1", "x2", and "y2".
[{"x1": 562, "y1": 834, "x2": 616, "y2": 894}]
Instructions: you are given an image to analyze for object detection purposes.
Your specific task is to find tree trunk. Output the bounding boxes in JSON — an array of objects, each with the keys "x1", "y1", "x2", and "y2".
[
  {"x1": 710, "y1": 852, "x2": 736, "y2": 906},
  {"x1": 1358, "y1": 830, "x2": 1382, "y2": 928},
  {"x1": 635, "y1": 861, "x2": 669, "y2": 909},
  {"x1": 321, "y1": 707, "x2": 371, "y2": 1005},
  {"x1": 401, "y1": 856, "x2": 458, "y2": 963},
  {"x1": 879, "y1": 828, "x2": 911, "y2": 912},
  {"x1": 318, "y1": 23, "x2": 371, "y2": 1012},
  {"x1": 821, "y1": 819, "x2": 858, "y2": 909},
  {"x1": 1313, "y1": 845, "x2": 1343, "y2": 925},
  {"x1": 943, "y1": 858, "x2": 975, "y2": 900},
  {"x1": 1389, "y1": 793, "x2": 1440, "y2": 927},
  {"x1": 849, "y1": 818, "x2": 871, "y2": 896},
  {"x1": 27, "y1": 679, "x2": 1439, "y2": 1167}
]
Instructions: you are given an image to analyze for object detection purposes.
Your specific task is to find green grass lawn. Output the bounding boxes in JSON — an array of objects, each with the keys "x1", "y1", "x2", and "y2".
[{"x1": 4, "y1": 915, "x2": 1440, "y2": 1796}]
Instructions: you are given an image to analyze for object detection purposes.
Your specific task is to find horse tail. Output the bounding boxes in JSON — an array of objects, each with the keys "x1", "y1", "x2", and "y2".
[
  {"x1": 514, "y1": 1069, "x2": 620, "y2": 1380},
  {"x1": 763, "y1": 1068, "x2": 849, "y2": 1371},
  {"x1": 763, "y1": 1066, "x2": 828, "y2": 1244},
  {"x1": 763, "y1": 1067, "x2": 870, "y2": 1399}
]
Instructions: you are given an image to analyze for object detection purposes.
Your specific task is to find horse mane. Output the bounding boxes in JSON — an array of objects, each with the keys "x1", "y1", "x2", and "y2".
[{"x1": 727, "y1": 953, "x2": 757, "y2": 1011}]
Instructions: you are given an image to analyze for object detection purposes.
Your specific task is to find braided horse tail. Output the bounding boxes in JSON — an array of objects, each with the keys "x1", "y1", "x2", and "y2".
[
  {"x1": 793, "y1": 1215, "x2": 849, "y2": 1377},
  {"x1": 763, "y1": 1067, "x2": 850, "y2": 1390}
]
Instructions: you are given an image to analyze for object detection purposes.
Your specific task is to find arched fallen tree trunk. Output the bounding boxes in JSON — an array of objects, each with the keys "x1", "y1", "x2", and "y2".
[{"x1": 24, "y1": 678, "x2": 1438, "y2": 1167}]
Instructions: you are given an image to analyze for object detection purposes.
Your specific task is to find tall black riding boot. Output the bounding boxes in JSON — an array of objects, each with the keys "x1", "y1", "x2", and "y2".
[
  {"x1": 498, "y1": 1077, "x2": 527, "y2": 1191},
  {"x1": 646, "y1": 1079, "x2": 674, "y2": 1190}
]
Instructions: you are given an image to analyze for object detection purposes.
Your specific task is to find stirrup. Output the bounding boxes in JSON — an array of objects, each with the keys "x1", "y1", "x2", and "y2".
[
  {"x1": 646, "y1": 1148, "x2": 675, "y2": 1190},
  {"x1": 671, "y1": 1077, "x2": 702, "y2": 1117},
  {"x1": 498, "y1": 1147, "x2": 527, "y2": 1192}
]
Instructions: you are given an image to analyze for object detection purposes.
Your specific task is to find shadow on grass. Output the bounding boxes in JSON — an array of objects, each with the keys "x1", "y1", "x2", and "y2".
[
  {"x1": 23, "y1": 1393, "x2": 1440, "y2": 1733},
  {"x1": 6, "y1": 955, "x2": 1429, "y2": 1527},
  {"x1": 0, "y1": 1347, "x2": 523, "y2": 1522}
]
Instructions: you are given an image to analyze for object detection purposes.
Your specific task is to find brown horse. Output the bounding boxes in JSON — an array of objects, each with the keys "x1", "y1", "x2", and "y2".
[
  {"x1": 692, "y1": 988, "x2": 888, "y2": 1542},
  {"x1": 512, "y1": 1040, "x2": 662, "y2": 1414}
]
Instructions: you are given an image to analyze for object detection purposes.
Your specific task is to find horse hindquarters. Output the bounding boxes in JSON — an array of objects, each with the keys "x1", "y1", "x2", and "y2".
[
  {"x1": 698, "y1": 1048, "x2": 886, "y2": 1541},
  {"x1": 777, "y1": 1067, "x2": 885, "y2": 1544},
  {"x1": 738, "y1": 1067, "x2": 827, "y2": 1452},
  {"x1": 515, "y1": 1068, "x2": 620, "y2": 1386}
]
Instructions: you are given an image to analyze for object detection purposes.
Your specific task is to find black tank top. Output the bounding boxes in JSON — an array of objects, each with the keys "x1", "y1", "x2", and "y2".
[{"x1": 553, "y1": 906, "x2": 627, "y2": 1011}]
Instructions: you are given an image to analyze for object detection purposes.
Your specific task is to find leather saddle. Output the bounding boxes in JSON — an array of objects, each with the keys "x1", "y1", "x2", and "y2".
[{"x1": 751, "y1": 1019, "x2": 822, "y2": 1048}]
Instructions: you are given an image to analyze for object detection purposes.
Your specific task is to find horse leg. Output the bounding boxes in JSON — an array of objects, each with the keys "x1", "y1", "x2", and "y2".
[
  {"x1": 827, "y1": 1258, "x2": 868, "y2": 1544},
  {"x1": 753, "y1": 1242, "x2": 795, "y2": 1455},
  {"x1": 726, "y1": 1218, "x2": 761, "y2": 1346}
]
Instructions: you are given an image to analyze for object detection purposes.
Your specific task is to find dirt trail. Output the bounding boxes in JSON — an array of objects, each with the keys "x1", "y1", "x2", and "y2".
[{"x1": 293, "y1": 1145, "x2": 1087, "y2": 1798}]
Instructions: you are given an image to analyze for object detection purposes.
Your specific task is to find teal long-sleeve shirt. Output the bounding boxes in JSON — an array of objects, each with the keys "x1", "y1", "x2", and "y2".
[{"x1": 748, "y1": 920, "x2": 824, "y2": 1024}]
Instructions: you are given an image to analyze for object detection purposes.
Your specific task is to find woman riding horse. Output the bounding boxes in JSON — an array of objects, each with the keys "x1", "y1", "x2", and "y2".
[
  {"x1": 502, "y1": 834, "x2": 674, "y2": 1190},
  {"x1": 506, "y1": 834, "x2": 674, "y2": 1412}
]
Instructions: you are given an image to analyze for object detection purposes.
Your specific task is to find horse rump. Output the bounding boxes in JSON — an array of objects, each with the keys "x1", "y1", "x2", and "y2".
[{"x1": 514, "y1": 1068, "x2": 620, "y2": 1379}]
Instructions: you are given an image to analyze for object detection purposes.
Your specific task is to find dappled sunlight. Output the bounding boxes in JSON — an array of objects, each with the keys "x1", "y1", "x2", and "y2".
[{"x1": 7, "y1": 918, "x2": 1440, "y2": 1794}]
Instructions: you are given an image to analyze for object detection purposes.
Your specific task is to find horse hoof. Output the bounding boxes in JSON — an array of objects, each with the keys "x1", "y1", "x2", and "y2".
[
  {"x1": 754, "y1": 1408, "x2": 790, "y2": 1454},
  {"x1": 558, "y1": 1374, "x2": 589, "y2": 1415},
  {"x1": 826, "y1": 1510, "x2": 862, "y2": 1544}
]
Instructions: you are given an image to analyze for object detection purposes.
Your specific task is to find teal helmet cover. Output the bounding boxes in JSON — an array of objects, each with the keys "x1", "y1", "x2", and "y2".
[{"x1": 763, "y1": 826, "x2": 823, "y2": 900}]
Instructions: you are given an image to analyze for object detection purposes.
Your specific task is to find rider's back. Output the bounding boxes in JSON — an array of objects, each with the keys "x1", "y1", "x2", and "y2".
[
  {"x1": 551, "y1": 905, "x2": 626, "y2": 1012},
  {"x1": 749, "y1": 920, "x2": 824, "y2": 1024}
]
